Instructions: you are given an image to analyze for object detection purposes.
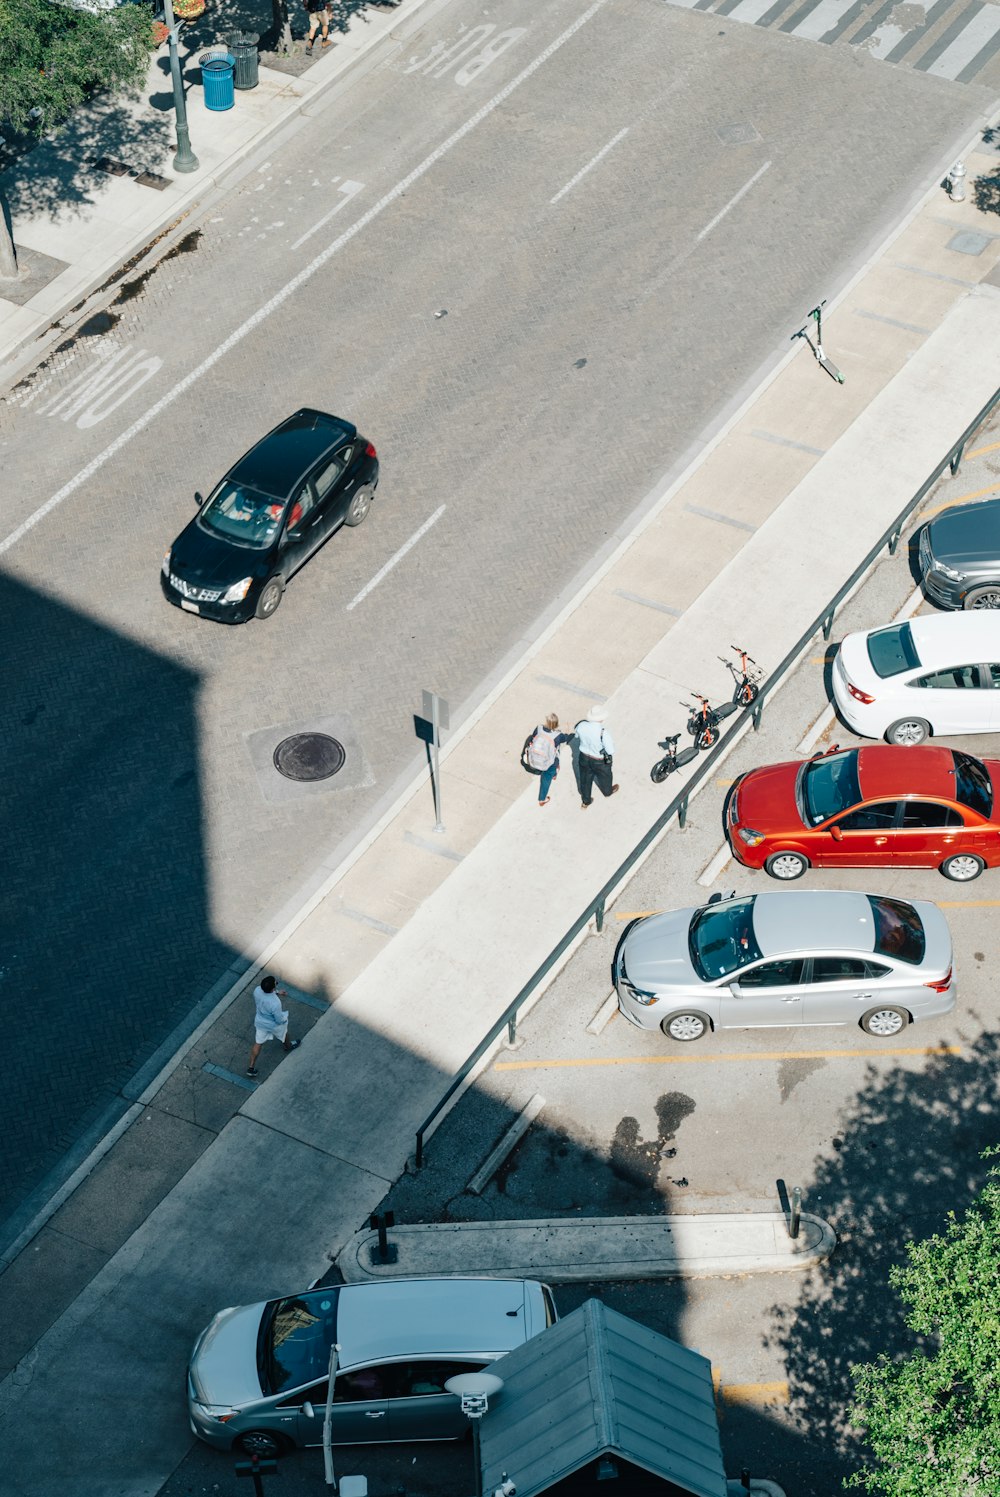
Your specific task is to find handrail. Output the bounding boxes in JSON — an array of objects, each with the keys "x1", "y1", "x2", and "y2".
[{"x1": 413, "y1": 382, "x2": 1000, "y2": 1168}]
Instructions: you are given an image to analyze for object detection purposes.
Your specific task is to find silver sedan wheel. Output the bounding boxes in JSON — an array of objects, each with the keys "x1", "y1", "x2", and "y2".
[
  {"x1": 887, "y1": 718, "x2": 929, "y2": 746},
  {"x1": 862, "y1": 1007, "x2": 906, "y2": 1037},
  {"x1": 663, "y1": 1013, "x2": 708, "y2": 1042}
]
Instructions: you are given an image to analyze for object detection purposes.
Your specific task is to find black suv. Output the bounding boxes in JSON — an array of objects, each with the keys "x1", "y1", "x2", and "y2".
[{"x1": 161, "y1": 409, "x2": 379, "y2": 622}]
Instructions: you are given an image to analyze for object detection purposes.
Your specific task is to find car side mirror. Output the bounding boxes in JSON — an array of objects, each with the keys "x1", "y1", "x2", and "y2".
[
  {"x1": 729, "y1": 982, "x2": 742, "y2": 998},
  {"x1": 830, "y1": 825, "x2": 844, "y2": 842},
  {"x1": 194, "y1": 491, "x2": 203, "y2": 507},
  {"x1": 302, "y1": 1402, "x2": 315, "y2": 1419}
]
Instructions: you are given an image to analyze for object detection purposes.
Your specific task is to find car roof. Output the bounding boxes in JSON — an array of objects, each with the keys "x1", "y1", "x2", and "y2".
[
  {"x1": 335, "y1": 1277, "x2": 532, "y2": 1367},
  {"x1": 227, "y1": 409, "x2": 357, "y2": 499},
  {"x1": 928, "y1": 497, "x2": 1000, "y2": 560},
  {"x1": 906, "y1": 611, "x2": 1000, "y2": 667},
  {"x1": 753, "y1": 890, "x2": 876, "y2": 957},
  {"x1": 856, "y1": 744, "x2": 956, "y2": 802}
]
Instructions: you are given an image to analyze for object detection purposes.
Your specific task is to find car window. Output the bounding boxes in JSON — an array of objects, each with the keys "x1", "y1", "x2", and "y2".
[
  {"x1": 899, "y1": 802, "x2": 963, "y2": 829},
  {"x1": 313, "y1": 454, "x2": 346, "y2": 501},
  {"x1": 336, "y1": 1365, "x2": 398, "y2": 1401},
  {"x1": 865, "y1": 623, "x2": 920, "y2": 678},
  {"x1": 286, "y1": 484, "x2": 315, "y2": 531},
  {"x1": 390, "y1": 1360, "x2": 488, "y2": 1399},
  {"x1": 810, "y1": 957, "x2": 869, "y2": 983},
  {"x1": 952, "y1": 750, "x2": 993, "y2": 819},
  {"x1": 688, "y1": 898, "x2": 761, "y2": 981},
  {"x1": 987, "y1": 663, "x2": 1000, "y2": 689},
  {"x1": 199, "y1": 481, "x2": 284, "y2": 550},
  {"x1": 865, "y1": 961, "x2": 892, "y2": 978},
  {"x1": 736, "y1": 958, "x2": 803, "y2": 989},
  {"x1": 868, "y1": 896, "x2": 926, "y2": 965},
  {"x1": 913, "y1": 665, "x2": 979, "y2": 689},
  {"x1": 834, "y1": 802, "x2": 899, "y2": 831},
  {"x1": 800, "y1": 751, "x2": 861, "y2": 826}
]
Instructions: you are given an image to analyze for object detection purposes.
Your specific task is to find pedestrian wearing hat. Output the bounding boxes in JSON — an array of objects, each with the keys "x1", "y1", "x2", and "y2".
[{"x1": 575, "y1": 706, "x2": 619, "y2": 809}]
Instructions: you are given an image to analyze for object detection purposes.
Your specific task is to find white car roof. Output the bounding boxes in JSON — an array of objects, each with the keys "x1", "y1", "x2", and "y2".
[{"x1": 906, "y1": 611, "x2": 1000, "y2": 668}]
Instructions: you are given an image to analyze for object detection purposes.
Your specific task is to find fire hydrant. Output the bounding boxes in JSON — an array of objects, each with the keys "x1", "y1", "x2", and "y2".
[{"x1": 949, "y1": 160, "x2": 967, "y2": 202}]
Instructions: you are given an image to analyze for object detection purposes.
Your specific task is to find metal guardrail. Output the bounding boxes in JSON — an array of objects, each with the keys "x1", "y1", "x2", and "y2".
[{"x1": 413, "y1": 383, "x2": 1000, "y2": 1168}]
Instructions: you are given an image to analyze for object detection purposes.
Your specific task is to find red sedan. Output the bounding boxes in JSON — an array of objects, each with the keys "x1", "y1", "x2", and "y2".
[{"x1": 726, "y1": 744, "x2": 1000, "y2": 882}]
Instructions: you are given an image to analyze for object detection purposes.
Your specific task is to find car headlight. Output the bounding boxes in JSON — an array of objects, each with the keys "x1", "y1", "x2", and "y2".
[
  {"x1": 162, "y1": 548, "x2": 172, "y2": 577},
  {"x1": 737, "y1": 828, "x2": 766, "y2": 847},
  {"x1": 222, "y1": 577, "x2": 253, "y2": 603},
  {"x1": 625, "y1": 985, "x2": 658, "y2": 1006},
  {"x1": 935, "y1": 559, "x2": 965, "y2": 582},
  {"x1": 192, "y1": 1402, "x2": 237, "y2": 1423}
]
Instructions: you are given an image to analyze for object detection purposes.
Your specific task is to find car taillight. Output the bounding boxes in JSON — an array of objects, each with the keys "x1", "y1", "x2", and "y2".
[
  {"x1": 924, "y1": 968, "x2": 952, "y2": 993},
  {"x1": 365, "y1": 441, "x2": 377, "y2": 458},
  {"x1": 847, "y1": 683, "x2": 876, "y2": 705}
]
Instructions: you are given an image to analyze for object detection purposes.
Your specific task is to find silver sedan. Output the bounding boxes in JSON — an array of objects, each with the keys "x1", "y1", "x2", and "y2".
[{"x1": 614, "y1": 889, "x2": 955, "y2": 1042}]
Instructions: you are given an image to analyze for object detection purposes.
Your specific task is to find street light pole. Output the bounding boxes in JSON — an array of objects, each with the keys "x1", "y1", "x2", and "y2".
[{"x1": 161, "y1": 0, "x2": 199, "y2": 174}]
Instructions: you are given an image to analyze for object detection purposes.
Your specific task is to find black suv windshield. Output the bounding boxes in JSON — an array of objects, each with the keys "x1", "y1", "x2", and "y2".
[
  {"x1": 259, "y1": 1288, "x2": 339, "y2": 1394},
  {"x1": 866, "y1": 623, "x2": 920, "y2": 678},
  {"x1": 200, "y1": 481, "x2": 284, "y2": 550},
  {"x1": 953, "y1": 750, "x2": 993, "y2": 819},
  {"x1": 689, "y1": 898, "x2": 762, "y2": 981},
  {"x1": 800, "y1": 750, "x2": 861, "y2": 826},
  {"x1": 868, "y1": 896, "x2": 925, "y2": 965}
]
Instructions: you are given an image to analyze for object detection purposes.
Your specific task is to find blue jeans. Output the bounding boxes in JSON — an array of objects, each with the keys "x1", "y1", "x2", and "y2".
[{"x1": 538, "y1": 763, "x2": 558, "y2": 801}]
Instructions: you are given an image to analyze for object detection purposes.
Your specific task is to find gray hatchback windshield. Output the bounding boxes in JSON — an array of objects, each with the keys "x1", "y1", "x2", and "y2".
[
  {"x1": 866, "y1": 623, "x2": 920, "y2": 678},
  {"x1": 200, "y1": 482, "x2": 284, "y2": 550},
  {"x1": 260, "y1": 1289, "x2": 339, "y2": 1394},
  {"x1": 800, "y1": 750, "x2": 861, "y2": 826},
  {"x1": 689, "y1": 898, "x2": 762, "y2": 981}
]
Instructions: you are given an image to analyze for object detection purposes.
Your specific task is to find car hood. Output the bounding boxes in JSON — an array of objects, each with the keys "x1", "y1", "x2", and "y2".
[
  {"x1": 189, "y1": 1301, "x2": 267, "y2": 1408},
  {"x1": 928, "y1": 500, "x2": 1000, "y2": 569},
  {"x1": 169, "y1": 518, "x2": 270, "y2": 588},
  {"x1": 621, "y1": 907, "x2": 701, "y2": 991},
  {"x1": 732, "y1": 761, "x2": 802, "y2": 831}
]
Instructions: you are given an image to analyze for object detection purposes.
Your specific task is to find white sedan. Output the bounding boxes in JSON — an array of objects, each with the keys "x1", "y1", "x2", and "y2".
[{"x1": 833, "y1": 613, "x2": 1000, "y2": 745}]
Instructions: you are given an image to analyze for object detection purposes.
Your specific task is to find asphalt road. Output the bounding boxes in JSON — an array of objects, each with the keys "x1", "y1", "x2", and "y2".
[{"x1": 0, "y1": 0, "x2": 992, "y2": 1232}]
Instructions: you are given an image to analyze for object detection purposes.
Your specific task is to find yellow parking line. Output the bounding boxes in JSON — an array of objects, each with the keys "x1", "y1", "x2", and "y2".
[
  {"x1": 938, "y1": 899, "x2": 1000, "y2": 907},
  {"x1": 494, "y1": 1046, "x2": 960, "y2": 1071},
  {"x1": 919, "y1": 483, "x2": 1000, "y2": 520},
  {"x1": 718, "y1": 1380, "x2": 789, "y2": 1408},
  {"x1": 967, "y1": 440, "x2": 1000, "y2": 459},
  {"x1": 614, "y1": 910, "x2": 661, "y2": 920}
]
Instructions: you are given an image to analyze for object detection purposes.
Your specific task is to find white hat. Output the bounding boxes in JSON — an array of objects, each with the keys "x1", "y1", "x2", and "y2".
[{"x1": 587, "y1": 706, "x2": 607, "y2": 722}]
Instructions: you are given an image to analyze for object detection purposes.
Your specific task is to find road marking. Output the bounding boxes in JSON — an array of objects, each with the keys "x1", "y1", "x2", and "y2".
[
  {"x1": 494, "y1": 1045, "x2": 961, "y2": 1071},
  {"x1": 290, "y1": 179, "x2": 365, "y2": 251},
  {"x1": 967, "y1": 440, "x2": 1000, "y2": 459},
  {"x1": 550, "y1": 127, "x2": 629, "y2": 205},
  {"x1": 937, "y1": 899, "x2": 1000, "y2": 907},
  {"x1": 613, "y1": 910, "x2": 660, "y2": 920},
  {"x1": 696, "y1": 161, "x2": 772, "y2": 242},
  {"x1": 919, "y1": 482, "x2": 1000, "y2": 521},
  {"x1": 719, "y1": 1379, "x2": 789, "y2": 1407},
  {"x1": 0, "y1": 0, "x2": 609, "y2": 562},
  {"x1": 346, "y1": 504, "x2": 446, "y2": 610}
]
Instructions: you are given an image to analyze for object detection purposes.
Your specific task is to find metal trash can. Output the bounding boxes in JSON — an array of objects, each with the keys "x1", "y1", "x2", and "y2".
[
  {"x1": 228, "y1": 31, "x2": 260, "y2": 90},
  {"x1": 200, "y1": 51, "x2": 236, "y2": 111}
]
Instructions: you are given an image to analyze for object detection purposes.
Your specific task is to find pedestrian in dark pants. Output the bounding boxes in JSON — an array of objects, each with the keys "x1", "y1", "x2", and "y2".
[
  {"x1": 247, "y1": 974, "x2": 300, "y2": 1077},
  {"x1": 303, "y1": 0, "x2": 331, "y2": 53},
  {"x1": 575, "y1": 706, "x2": 619, "y2": 809},
  {"x1": 524, "y1": 713, "x2": 573, "y2": 805}
]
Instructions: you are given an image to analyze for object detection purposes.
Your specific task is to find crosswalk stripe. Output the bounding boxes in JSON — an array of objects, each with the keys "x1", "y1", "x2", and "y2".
[
  {"x1": 929, "y1": 1, "x2": 1000, "y2": 76},
  {"x1": 784, "y1": 0, "x2": 857, "y2": 41}
]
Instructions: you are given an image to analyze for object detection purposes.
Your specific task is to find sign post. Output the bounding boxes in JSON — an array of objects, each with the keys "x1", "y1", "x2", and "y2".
[{"x1": 416, "y1": 690, "x2": 450, "y2": 832}]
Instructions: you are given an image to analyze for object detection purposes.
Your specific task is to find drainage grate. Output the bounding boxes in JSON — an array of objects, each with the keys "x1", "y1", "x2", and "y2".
[{"x1": 273, "y1": 732, "x2": 346, "y2": 782}]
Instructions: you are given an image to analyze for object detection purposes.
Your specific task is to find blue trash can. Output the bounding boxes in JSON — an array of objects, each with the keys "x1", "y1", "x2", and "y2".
[{"x1": 201, "y1": 52, "x2": 235, "y2": 112}]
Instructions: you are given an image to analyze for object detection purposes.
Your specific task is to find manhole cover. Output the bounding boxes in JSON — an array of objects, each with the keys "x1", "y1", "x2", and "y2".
[{"x1": 273, "y1": 732, "x2": 345, "y2": 782}]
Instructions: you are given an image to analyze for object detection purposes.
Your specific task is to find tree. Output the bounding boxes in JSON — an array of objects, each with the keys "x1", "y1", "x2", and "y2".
[
  {"x1": 0, "y1": 0, "x2": 154, "y2": 276},
  {"x1": 847, "y1": 1150, "x2": 1000, "y2": 1496}
]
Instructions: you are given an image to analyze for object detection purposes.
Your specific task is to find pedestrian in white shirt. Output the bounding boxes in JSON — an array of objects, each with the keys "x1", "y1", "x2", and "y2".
[
  {"x1": 247, "y1": 974, "x2": 300, "y2": 1077},
  {"x1": 575, "y1": 706, "x2": 620, "y2": 809}
]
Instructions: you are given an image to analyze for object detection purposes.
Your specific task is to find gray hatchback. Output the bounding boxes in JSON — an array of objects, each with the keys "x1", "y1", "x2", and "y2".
[
  {"x1": 188, "y1": 1275, "x2": 556, "y2": 1458},
  {"x1": 919, "y1": 497, "x2": 1000, "y2": 610}
]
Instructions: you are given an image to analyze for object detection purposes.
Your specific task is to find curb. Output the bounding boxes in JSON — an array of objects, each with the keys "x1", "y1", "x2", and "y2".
[{"x1": 337, "y1": 1212, "x2": 837, "y2": 1283}]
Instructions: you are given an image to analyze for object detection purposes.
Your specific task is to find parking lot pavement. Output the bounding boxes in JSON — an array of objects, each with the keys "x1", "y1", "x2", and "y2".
[{"x1": 373, "y1": 412, "x2": 1000, "y2": 1493}]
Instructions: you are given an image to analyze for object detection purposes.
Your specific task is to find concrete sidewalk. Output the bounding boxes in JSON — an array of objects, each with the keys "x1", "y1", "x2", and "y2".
[{"x1": 3, "y1": 57, "x2": 1000, "y2": 1497}]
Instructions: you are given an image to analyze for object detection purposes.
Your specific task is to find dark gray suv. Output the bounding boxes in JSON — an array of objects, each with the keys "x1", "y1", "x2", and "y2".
[{"x1": 919, "y1": 498, "x2": 1000, "y2": 611}]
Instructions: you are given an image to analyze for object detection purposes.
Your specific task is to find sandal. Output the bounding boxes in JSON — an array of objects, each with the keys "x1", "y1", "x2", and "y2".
[{"x1": 539, "y1": 797, "x2": 550, "y2": 806}]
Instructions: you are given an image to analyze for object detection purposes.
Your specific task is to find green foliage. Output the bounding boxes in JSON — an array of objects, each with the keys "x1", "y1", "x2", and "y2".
[
  {"x1": 0, "y1": 0, "x2": 154, "y2": 134},
  {"x1": 847, "y1": 1150, "x2": 1000, "y2": 1495}
]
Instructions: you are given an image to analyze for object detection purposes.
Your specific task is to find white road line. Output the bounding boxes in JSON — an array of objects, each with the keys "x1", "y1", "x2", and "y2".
[
  {"x1": 0, "y1": 0, "x2": 609, "y2": 563},
  {"x1": 290, "y1": 179, "x2": 365, "y2": 251},
  {"x1": 550, "y1": 127, "x2": 629, "y2": 205},
  {"x1": 346, "y1": 504, "x2": 446, "y2": 611},
  {"x1": 696, "y1": 161, "x2": 772, "y2": 243}
]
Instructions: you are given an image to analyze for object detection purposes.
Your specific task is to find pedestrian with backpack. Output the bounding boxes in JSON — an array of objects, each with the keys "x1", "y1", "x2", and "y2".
[{"x1": 521, "y1": 714, "x2": 572, "y2": 806}]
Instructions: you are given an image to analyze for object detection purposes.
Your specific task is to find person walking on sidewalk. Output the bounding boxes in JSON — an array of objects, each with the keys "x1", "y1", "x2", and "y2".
[
  {"x1": 524, "y1": 714, "x2": 573, "y2": 806},
  {"x1": 247, "y1": 974, "x2": 300, "y2": 1077},
  {"x1": 575, "y1": 706, "x2": 619, "y2": 809},
  {"x1": 303, "y1": 0, "x2": 331, "y2": 53}
]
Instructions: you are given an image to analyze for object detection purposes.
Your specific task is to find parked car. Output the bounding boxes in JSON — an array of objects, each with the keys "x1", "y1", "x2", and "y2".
[
  {"x1": 833, "y1": 612, "x2": 1000, "y2": 744},
  {"x1": 161, "y1": 409, "x2": 379, "y2": 623},
  {"x1": 188, "y1": 1275, "x2": 556, "y2": 1458},
  {"x1": 918, "y1": 497, "x2": 1000, "y2": 611},
  {"x1": 613, "y1": 889, "x2": 954, "y2": 1042},
  {"x1": 725, "y1": 744, "x2": 1000, "y2": 881}
]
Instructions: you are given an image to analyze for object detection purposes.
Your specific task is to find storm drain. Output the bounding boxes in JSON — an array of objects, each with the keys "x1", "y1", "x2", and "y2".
[{"x1": 273, "y1": 732, "x2": 345, "y2": 782}]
